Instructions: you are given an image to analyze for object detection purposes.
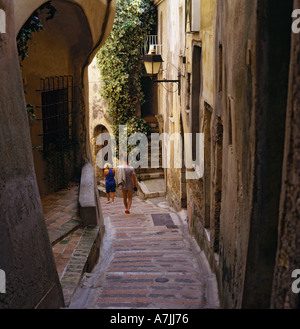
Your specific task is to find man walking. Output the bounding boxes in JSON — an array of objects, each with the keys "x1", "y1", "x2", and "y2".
[{"x1": 117, "y1": 159, "x2": 137, "y2": 214}]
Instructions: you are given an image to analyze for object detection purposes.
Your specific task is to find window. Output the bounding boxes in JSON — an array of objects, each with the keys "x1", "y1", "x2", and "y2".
[
  {"x1": 40, "y1": 76, "x2": 73, "y2": 153},
  {"x1": 218, "y1": 44, "x2": 223, "y2": 93},
  {"x1": 191, "y1": 45, "x2": 202, "y2": 161},
  {"x1": 185, "y1": 0, "x2": 200, "y2": 33},
  {"x1": 228, "y1": 96, "x2": 233, "y2": 146}
]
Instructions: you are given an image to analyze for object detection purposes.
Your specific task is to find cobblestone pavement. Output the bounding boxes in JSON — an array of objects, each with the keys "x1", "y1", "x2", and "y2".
[
  {"x1": 69, "y1": 196, "x2": 220, "y2": 309},
  {"x1": 41, "y1": 184, "x2": 100, "y2": 306},
  {"x1": 41, "y1": 184, "x2": 81, "y2": 279},
  {"x1": 41, "y1": 184, "x2": 80, "y2": 232}
]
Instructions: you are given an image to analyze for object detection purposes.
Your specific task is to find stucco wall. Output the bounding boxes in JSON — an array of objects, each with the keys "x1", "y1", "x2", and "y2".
[
  {"x1": 212, "y1": 0, "x2": 257, "y2": 308},
  {"x1": 18, "y1": 0, "x2": 116, "y2": 196},
  {"x1": 88, "y1": 56, "x2": 113, "y2": 181},
  {"x1": 0, "y1": 0, "x2": 64, "y2": 309},
  {"x1": 153, "y1": 0, "x2": 298, "y2": 309},
  {"x1": 13, "y1": 0, "x2": 116, "y2": 54},
  {"x1": 156, "y1": 0, "x2": 187, "y2": 210},
  {"x1": 155, "y1": 0, "x2": 216, "y2": 223},
  {"x1": 0, "y1": 0, "x2": 115, "y2": 308},
  {"x1": 21, "y1": 0, "x2": 94, "y2": 195}
]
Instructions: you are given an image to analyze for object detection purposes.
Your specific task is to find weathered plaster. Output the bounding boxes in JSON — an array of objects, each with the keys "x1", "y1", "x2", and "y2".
[
  {"x1": 0, "y1": 0, "x2": 64, "y2": 309},
  {"x1": 13, "y1": 0, "x2": 116, "y2": 54}
]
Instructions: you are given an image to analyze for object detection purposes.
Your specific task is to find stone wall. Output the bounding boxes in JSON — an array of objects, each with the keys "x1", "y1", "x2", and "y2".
[
  {"x1": 212, "y1": 0, "x2": 257, "y2": 309},
  {"x1": 0, "y1": 0, "x2": 116, "y2": 308},
  {"x1": 242, "y1": 0, "x2": 293, "y2": 308},
  {"x1": 155, "y1": 0, "x2": 299, "y2": 309},
  {"x1": 271, "y1": 0, "x2": 300, "y2": 309},
  {"x1": 88, "y1": 56, "x2": 113, "y2": 182},
  {"x1": 0, "y1": 0, "x2": 64, "y2": 309}
]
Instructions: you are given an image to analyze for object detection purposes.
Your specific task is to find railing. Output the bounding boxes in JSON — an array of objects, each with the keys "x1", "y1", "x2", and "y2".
[{"x1": 142, "y1": 35, "x2": 162, "y2": 56}]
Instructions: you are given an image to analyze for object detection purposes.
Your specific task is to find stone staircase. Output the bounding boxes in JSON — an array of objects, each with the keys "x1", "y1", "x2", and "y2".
[
  {"x1": 97, "y1": 116, "x2": 166, "y2": 200},
  {"x1": 136, "y1": 116, "x2": 166, "y2": 200},
  {"x1": 42, "y1": 183, "x2": 101, "y2": 307}
]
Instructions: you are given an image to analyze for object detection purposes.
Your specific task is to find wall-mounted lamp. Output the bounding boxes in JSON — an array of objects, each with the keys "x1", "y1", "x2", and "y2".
[{"x1": 142, "y1": 47, "x2": 181, "y2": 95}]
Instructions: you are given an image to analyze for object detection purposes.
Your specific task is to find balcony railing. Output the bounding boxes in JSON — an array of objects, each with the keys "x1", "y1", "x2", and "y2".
[{"x1": 142, "y1": 35, "x2": 162, "y2": 56}]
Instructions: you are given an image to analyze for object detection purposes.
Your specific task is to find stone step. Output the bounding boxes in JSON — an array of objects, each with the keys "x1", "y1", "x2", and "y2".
[
  {"x1": 148, "y1": 127, "x2": 159, "y2": 134},
  {"x1": 143, "y1": 116, "x2": 158, "y2": 123},
  {"x1": 136, "y1": 170, "x2": 164, "y2": 181},
  {"x1": 48, "y1": 218, "x2": 82, "y2": 246},
  {"x1": 148, "y1": 122, "x2": 159, "y2": 128},
  {"x1": 137, "y1": 178, "x2": 166, "y2": 200},
  {"x1": 57, "y1": 226, "x2": 101, "y2": 307},
  {"x1": 97, "y1": 183, "x2": 106, "y2": 195},
  {"x1": 136, "y1": 167, "x2": 164, "y2": 174}
]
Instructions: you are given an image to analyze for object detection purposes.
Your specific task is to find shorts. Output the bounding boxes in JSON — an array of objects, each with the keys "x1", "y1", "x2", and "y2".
[{"x1": 105, "y1": 183, "x2": 116, "y2": 193}]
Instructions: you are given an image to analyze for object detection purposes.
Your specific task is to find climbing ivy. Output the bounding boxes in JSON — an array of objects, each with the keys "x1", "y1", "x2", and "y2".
[
  {"x1": 17, "y1": 1, "x2": 57, "y2": 62},
  {"x1": 17, "y1": 1, "x2": 57, "y2": 122},
  {"x1": 96, "y1": 0, "x2": 156, "y2": 155}
]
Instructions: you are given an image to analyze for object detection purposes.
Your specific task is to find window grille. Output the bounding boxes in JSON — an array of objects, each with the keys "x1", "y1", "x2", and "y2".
[{"x1": 37, "y1": 76, "x2": 74, "y2": 153}]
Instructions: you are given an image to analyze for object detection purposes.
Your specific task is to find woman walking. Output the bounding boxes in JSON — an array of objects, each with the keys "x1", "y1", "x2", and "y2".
[{"x1": 104, "y1": 163, "x2": 116, "y2": 204}]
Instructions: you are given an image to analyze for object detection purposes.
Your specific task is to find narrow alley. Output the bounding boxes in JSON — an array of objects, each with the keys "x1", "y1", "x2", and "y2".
[
  {"x1": 1, "y1": 0, "x2": 300, "y2": 311},
  {"x1": 71, "y1": 196, "x2": 219, "y2": 309}
]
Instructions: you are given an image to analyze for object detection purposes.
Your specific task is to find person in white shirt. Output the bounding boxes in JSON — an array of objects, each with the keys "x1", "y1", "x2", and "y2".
[{"x1": 117, "y1": 159, "x2": 137, "y2": 214}]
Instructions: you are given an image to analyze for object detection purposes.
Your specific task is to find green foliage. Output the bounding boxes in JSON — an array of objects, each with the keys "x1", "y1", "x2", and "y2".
[
  {"x1": 17, "y1": 1, "x2": 57, "y2": 122},
  {"x1": 96, "y1": 0, "x2": 156, "y2": 155},
  {"x1": 26, "y1": 103, "x2": 35, "y2": 123},
  {"x1": 17, "y1": 1, "x2": 57, "y2": 61}
]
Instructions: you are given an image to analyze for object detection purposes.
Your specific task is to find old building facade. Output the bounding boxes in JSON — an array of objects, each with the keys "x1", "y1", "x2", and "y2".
[
  {"x1": 1, "y1": 0, "x2": 300, "y2": 309},
  {"x1": 152, "y1": 0, "x2": 300, "y2": 308},
  {"x1": 0, "y1": 0, "x2": 116, "y2": 309}
]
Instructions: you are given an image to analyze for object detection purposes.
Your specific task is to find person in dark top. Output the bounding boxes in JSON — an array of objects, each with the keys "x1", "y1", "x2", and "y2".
[{"x1": 104, "y1": 163, "x2": 116, "y2": 204}]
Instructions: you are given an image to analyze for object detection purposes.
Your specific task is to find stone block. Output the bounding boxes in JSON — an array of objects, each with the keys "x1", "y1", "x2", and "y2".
[{"x1": 79, "y1": 163, "x2": 99, "y2": 226}]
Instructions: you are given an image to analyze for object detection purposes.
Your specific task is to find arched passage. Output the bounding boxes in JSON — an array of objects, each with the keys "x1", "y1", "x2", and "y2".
[
  {"x1": 93, "y1": 124, "x2": 113, "y2": 181},
  {"x1": 20, "y1": 0, "x2": 94, "y2": 195}
]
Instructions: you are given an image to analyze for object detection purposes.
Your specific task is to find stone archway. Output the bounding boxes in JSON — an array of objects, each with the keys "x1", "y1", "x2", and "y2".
[
  {"x1": 20, "y1": 0, "x2": 94, "y2": 195},
  {"x1": 18, "y1": 0, "x2": 115, "y2": 196},
  {"x1": 0, "y1": 0, "x2": 115, "y2": 309},
  {"x1": 93, "y1": 124, "x2": 111, "y2": 181}
]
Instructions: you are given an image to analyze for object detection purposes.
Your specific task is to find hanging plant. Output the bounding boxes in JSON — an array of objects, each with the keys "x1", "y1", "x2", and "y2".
[
  {"x1": 17, "y1": 1, "x2": 57, "y2": 123},
  {"x1": 96, "y1": 0, "x2": 156, "y2": 156},
  {"x1": 17, "y1": 1, "x2": 57, "y2": 62}
]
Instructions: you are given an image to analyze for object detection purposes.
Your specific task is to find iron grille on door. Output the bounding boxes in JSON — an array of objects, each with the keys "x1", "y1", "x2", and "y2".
[{"x1": 39, "y1": 76, "x2": 73, "y2": 153}]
